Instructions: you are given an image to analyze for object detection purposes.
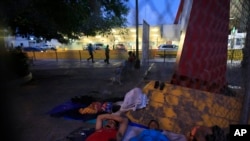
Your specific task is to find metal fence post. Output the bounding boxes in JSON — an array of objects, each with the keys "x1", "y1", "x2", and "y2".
[
  {"x1": 79, "y1": 50, "x2": 82, "y2": 62},
  {"x1": 55, "y1": 50, "x2": 58, "y2": 62}
]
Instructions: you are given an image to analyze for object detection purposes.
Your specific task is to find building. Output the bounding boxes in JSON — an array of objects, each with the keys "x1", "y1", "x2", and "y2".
[{"x1": 71, "y1": 24, "x2": 181, "y2": 50}]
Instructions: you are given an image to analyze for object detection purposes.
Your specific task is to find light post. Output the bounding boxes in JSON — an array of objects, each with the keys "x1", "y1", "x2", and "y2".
[{"x1": 135, "y1": 0, "x2": 140, "y2": 69}]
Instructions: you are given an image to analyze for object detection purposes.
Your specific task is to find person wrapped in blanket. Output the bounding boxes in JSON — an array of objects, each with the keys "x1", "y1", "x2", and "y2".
[
  {"x1": 129, "y1": 120, "x2": 170, "y2": 141},
  {"x1": 85, "y1": 113, "x2": 129, "y2": 141}
]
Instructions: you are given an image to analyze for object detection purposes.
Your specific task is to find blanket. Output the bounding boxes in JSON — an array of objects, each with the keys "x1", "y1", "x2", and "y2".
[
  {"x1": 48, "y1": 87, "x2": 148, "y2": 121},
  {"x1": 47, "y1": 95, "x2": 123, "y2": 121},
  {"x1": 122, "y1": 122, "x2": 187, "y2": 141},
  {"x1": 66, "y1": 121, "x2": 187, "y2": 141},
  {"x1": 119, "y1": 87, "x2": 148, "y2": 112}
]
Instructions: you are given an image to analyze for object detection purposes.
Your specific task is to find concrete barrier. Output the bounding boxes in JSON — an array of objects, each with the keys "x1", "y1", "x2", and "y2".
[
  {"x1": 26, "y1": 50, "x2": 149, "y2": 60},
  {"x1": 25, "y1": 49, "x2": 243, "y2": 61}
]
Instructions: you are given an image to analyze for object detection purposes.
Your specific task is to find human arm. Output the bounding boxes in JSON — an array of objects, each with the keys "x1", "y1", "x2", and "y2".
[
  {"x1": 116, "y1": 115, "x2": 129, "y2": 141},
  {"x1": 95, "y1": 113, "x2": 129, "y2": 140}
]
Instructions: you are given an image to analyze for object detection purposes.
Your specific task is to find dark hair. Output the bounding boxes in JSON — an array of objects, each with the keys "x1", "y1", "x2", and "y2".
[
  {"x1": 205, "y1": 125, "x2": 227, "y2": 141},
  {"x1": 108, "y1": 119, "x2": 119, "y2": 128},
  {"x1": 114, "y1": 120, "x2": 119, "y2": 128},
  {"x1": 148, "y1": 120, "x2": 159, "y2": 128}
]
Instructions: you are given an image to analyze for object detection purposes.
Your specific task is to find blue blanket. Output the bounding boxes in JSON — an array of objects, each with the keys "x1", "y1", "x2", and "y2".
[
  {"x1": 47, "y1": 101, "x2": 104, "y2": 121},
  {"x1": 122, "y1": 122, "x2": 186, "y2": 141},
  {"x1": 47, "y1": 96, "x2": 123, "y2": 121}
]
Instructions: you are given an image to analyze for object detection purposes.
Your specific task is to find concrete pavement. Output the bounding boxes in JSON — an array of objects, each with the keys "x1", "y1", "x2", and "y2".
[
  {"x1": 3, "y1": 57, "x2": 243, "y2": 141},
  {"x1": 2, "y1": 58, "x2": 175, "y2": 141}
]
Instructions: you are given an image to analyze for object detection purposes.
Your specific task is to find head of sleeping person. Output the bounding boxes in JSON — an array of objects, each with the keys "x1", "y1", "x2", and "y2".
[
  {"x1": 104, "y1": 119, "x2": 119, "y2": 129},
  {"x1": 148, "y1": 120, "x2": 160, "y2": 130}
]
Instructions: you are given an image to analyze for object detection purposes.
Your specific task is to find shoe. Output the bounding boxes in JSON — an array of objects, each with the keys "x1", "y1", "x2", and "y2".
[
  {"x1": 92, "y1": 61, "x2": 95, "y2": 63},
  {"x1": 160, "y1": 82, "x2": 165, "y2": 90},
  {"x1": 154, "y1": 81, "x2": 159, "y2": 89}
]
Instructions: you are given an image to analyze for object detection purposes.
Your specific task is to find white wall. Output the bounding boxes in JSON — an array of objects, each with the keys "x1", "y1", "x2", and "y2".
[{"x1": 162, "y1": 24, "x2": 181, "y2": 41}]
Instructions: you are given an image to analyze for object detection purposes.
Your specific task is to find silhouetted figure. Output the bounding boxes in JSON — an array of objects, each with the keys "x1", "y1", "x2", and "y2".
[
  {"x1": 87, "y1": 43, "x2": 95, "y2": 63},
  {"x1": 104, "y1": 45, "x2": 110, "y2": 64},
  {"x1": 127, "y1": 51, "x2": 135, "y2": 70}
]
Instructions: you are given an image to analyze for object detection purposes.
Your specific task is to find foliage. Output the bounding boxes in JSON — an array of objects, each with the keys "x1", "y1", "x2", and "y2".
[
  {"x1": 0, "y1": 0, "x2": 129, "y2": 43},
  {"x1": 6, "y1": 47, "x2": 30, "y2": 78}
]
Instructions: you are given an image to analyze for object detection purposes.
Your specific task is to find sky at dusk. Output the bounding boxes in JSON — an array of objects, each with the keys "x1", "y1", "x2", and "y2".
[{"x1": 126, "y1": 0, "x2": 181, "y2": 26}]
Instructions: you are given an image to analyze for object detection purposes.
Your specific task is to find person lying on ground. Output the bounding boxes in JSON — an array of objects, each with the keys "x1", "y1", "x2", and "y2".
[
  {"x1": 129, "y1": 119, "x2": 170, "y2": 141},
  {"x1": 86, "y1": 113, "x2": 128, "y2": 141},
  {"x1": 148, "y1": 119, "x2": 161, "y2": 130}
]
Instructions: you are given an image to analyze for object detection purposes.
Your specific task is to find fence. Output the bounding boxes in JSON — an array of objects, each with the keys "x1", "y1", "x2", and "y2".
[
  {"x1": 125, "y1": 0, "x2": 250, "y2": 135},
  {"x1": 24, "y1": 0, "x2": 250, "y2": 135}
]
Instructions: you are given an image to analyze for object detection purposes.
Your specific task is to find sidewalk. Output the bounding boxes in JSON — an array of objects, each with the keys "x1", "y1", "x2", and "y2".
[
  {"x1": 2, "y1": 58, "x2": 175, "y2": 141},
  {"x1": 3, "y1": 57, "x2": 244, "y2": 140}
]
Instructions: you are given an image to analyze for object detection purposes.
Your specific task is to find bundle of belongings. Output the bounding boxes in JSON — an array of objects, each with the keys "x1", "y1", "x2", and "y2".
[
  {"x1": 78, "y1": 87, "x2": 149, "y2": 116},
  {"x1": 47, "y1": 95, "x2": 122, "y2": 121},
  {"x1": 78, "y1": 102, "x2": 114, "y2": 114},
  {"x1": 116, "y1": 87, "x2": 148, "y2": 113},
  {"x1": 47, "y1": 87, "x2": 148, "y2": 121}
]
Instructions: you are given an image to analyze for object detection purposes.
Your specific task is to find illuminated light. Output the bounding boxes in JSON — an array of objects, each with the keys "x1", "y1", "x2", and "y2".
[
  {"x1": 151, "y1": 28, "x2": 159, "y2": 32},
  {"x1": 95, "y1": 35, "x2": 101, "y2": 38},
  {"x1": 152, "y1": 34, "x2": 158, "y2": 37},
  {"x1": 112, "y1": 29, "x2": 116, "y2": 33},
  {"x1": 130, "y1": 29, "x2": 136, "y2": 32}
]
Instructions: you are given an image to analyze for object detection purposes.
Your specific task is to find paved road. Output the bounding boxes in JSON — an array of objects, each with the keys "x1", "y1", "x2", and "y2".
[{"x1": 2, "y1": 58, "x2": 176, "y2": 141}]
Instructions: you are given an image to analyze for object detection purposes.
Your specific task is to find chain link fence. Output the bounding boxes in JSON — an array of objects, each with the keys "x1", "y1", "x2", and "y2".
[
  {"x1": 125, "y1": 0, "x2": 250, "y2": 135},
  {"x1": 4, "y1": 0, "x2": 249, "y2": 134}
]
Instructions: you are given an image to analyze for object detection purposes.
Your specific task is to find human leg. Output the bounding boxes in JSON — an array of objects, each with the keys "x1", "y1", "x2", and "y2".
[
  {"x1": 107, "y1": 56, "x2": 110, "y2": 64},
  {"x1": 90, "y1": 53, "x2": 94, "y2": 63}
]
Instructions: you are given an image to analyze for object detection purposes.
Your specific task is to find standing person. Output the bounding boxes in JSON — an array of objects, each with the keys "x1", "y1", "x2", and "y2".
[
  {"x1": 104, "y1": 45, "x2": 110, "y2": 64},
  {"x1": 85, "y1": 113, "x2": 129, "y2": 141},
  {"x1": 127, "y1": 51, "x2": 135, "y2": 70},
  {"x1": 87, "y1": 43, "x2": 95, "y2": 63}
]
